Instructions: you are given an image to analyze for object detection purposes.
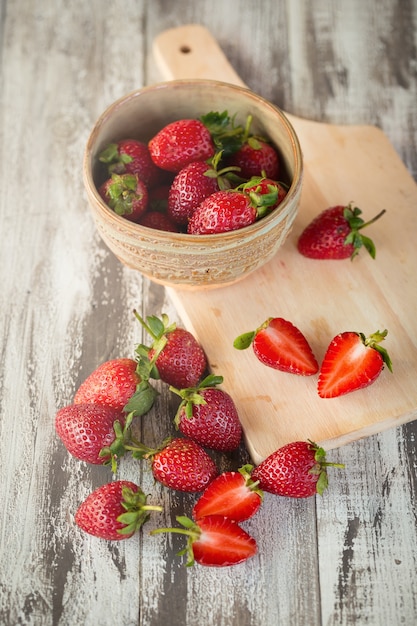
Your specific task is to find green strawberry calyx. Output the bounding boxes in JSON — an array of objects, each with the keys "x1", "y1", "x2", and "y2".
[
  {"x1": 359, "y1": 329, "x2": 393, "y2": 372},
  {"x1": 116, "y1": 485, "x2": 163, "y2": 536},
  {"x1": 170, "y1": 373, "x2": 224, "y2": 426},
  {"x1": 105, "y1": 173, "x2": 143, "y2": 216},
  {"x1": 132, "y1": 310, "x2": 176, "y2": 381},
  {"x1": 343, "y1": 203, "x2": 386, "y2": 259},
  {"x1": 237, "y1": 177, "x2": 280, "y2": 218},
  {"x1": 150, "y1": 515, "x2": 202, "y2": 567},
  {"x1": 307, "y1": 440, "x2": 345, "y2": 496},
  {"x1": 233, "y1": 317, "x2": 272, "y2": 350},
  {"x1": 99, "y1": 143, "x2": 133, "y2": 175},
  {"x1": 239, "y1": 464, "x2": 264, "y2": 500},
  {"x1": 99, "y1": 411, "x2": 135, "y2": 473},
  {"x1": 200, "y1": 110, "x2": 246, "y2": 158}
]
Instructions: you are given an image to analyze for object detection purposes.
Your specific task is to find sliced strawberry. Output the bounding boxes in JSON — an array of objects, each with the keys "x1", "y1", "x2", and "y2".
[
  {"x1": 234, "y1": 317, "x2": 319, "y2": 375},
  {"x1": 192, "y1": 465, "x2": 263, "y2": 522},
  {"x1": 151, "y1": 515, "x2": 257, "y2": 567},
  {"x1": 75, "y1": 480, "x2": 162, "y2": 540},
  {"x1": 318, "y1": 329, "x2": 393, "y2": 398}
]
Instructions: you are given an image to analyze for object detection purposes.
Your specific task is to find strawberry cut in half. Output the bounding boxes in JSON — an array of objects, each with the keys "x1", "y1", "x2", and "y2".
[
  {"x1": 318, "y1": 329, "x2": 393, "y2": 398},
  {"x1": 192, "y1": 464, "x2": 263, "y2": 522},
  {"x1": 151, "y1": 515, "x2": 257, "y2": 567},
  {"x1": 234, "y1": 317, "x2": 319, "y2": 375}
]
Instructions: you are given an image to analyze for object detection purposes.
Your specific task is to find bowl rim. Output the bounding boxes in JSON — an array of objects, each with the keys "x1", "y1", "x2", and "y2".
[{"x1": 83, "y1": 78, "x2": 303, "y2": 244}]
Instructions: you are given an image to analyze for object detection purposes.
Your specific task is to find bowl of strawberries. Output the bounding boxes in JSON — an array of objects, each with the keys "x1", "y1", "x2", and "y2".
[{"x1": 83, "y1": 79, "x2": 303, "y2": 289}]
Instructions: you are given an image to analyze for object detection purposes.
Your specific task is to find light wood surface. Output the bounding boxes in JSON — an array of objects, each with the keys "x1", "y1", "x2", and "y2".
[
  {"x1": 1, "y1": 2, "x2": 417, "y2": 626},
  {"x1": 155, "y1": 25, "x2": 417, "y2": 461}
]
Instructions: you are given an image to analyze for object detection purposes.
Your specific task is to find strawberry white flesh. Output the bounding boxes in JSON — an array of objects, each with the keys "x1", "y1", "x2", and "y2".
[{"x1": 318, "y1": 330, "x2": 392, "y2": 398}]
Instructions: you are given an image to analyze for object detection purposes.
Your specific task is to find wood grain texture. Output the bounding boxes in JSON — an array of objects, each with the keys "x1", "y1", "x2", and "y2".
[{"x1": 1, "y1": 1, "x2": 416, "y2": 625}]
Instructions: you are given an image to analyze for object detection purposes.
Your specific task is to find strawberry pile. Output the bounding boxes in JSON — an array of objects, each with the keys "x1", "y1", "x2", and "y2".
[
  {"x1": 55, "y1": 310, "x2": 350, "y2": 568},
  {"x1": 96, "y1": 111, "x2": 289, "y2": 234}
]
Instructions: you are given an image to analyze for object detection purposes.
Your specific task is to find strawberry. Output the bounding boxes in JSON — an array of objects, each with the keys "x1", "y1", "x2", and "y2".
[
  {"x1": 98, "y1": 139, "x2": 162, "y2": 188},
  {"x1": 99, "y1": 173, "x2": 148, "y2": 222},
  {"x1": 147, "y1": 183, "x2": 171, "y2": 212},
  {"x1": 74, "y1": 357, "x2": 157, "y2": 418},
  {"x1": 148, "y1": 111, "x2": 245, "y2": 173},
  {"x1": 168, "y1": 161, "x2": 223, "y2": 225},
  {"x1": 251, "y1": 440, "x2": 344, "y2": 498},
  {"x1": 297, "y1": 203, "x2": 386, "y2": 260},
  {"x1": 192, "y1": 465, "x2": 263, "y2": 522},
  {"x1": 318, "y1": 329, "x2": 393, "y2": 398},
  {"x1": 133, "y1": 437, "x2": 218, "y2": 492},
  {"x1": 187, "y1": 185, "x2": 278, "y2": 235},
  {"x1": 74, "y1": 358, "x2": 140, "y2": 412},
  {"x1": 171, "y1": 374, "x2": 242, "y2": 452},
  {"x1": 138, "y1": 210, "x2": 181, "y2": 232},
  {"x1": 133, "y1": 311, "x2": 207, "y2": 389},
  {"x1": 242, "y1": 176, "x2": 288, "y2": 211},
  {"x1": 151, "y1": 515, "x2": 257, "y2": 567},
  {"x1": 233, "y1": 317, "x2": 319, "y2": 375},
  {"x1": 226, "y1": 138, "x2": 281, "y2": 180},
  {"x1": 75, "y1": 480, "x2": 162, "y2": 540},
  {"x1": 55, "y1": 403, "x2": 129, "y2": 469}
]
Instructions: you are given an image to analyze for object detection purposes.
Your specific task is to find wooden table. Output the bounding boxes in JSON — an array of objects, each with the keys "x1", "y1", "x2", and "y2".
[{"x1": 1, "y1": 1, "x2": 416, "y2": 625}]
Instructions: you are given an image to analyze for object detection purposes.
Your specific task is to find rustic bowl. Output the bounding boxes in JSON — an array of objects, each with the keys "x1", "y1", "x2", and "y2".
[{"x1": 83, "y1": 79, "x2": 303, "y2": 289}]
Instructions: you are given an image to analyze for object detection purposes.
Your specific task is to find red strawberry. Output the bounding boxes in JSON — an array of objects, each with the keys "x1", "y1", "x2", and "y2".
[
  {"x1": 98, "y1": 139, "x2": 162, "y2": 188},
  {"x1": 99, "y1": 173, "x2": 148, "y2": 222},
  {"x1": 172, "y1": 374, "x2": 242, "y2": 452},
  {"x1": 55, "y1": 403, "x2": 127, "y2": 468},
  {"x1": 149, "y1": 119, "x2": 216, "y2": 173},
  {"x1": 138, "y1": 210, "x2": 181, "y2": 232},
  {"x1": 192, "y1": 465, "x2": 263, "y2": 522},
  {"x1": 168, "y1": 161, "x2": 222, "y2": 225},
  {"x1": 187, "y1": 185, "x2": 278, "y2": 235},
  {"x1": 133, "y1": 437, "x2": 218, "y2": 492},
  {"x1": 318, "y1": 329, "x2": 393, "y2": 398},
  {"x1": 251, "y1": 440, "x2": 344, "y2": 498},
  {"x1": 297, "y1": 203, "x2": 386, "y2": 260},
  {"x1": 227, "y1": 138, "x2": 281, "y2": 180},
  {"x1": 75, "y1": 480, "x2": 162, "y2": 540},
  {"x1": 151, "y1": 515, "x2": 257, "y2": 567},
  {"x1": 147, "y1": 183, "x2": 172, "y2": 212},
  {"x1": 133, "y1": 311, "x2": 207, "y2": 389},
  {"x1": 233, "y1": 317, "x2": 319, "y2": 375},
  {"x1": 243, "y1": 176, "x2": 288, "y2": 211},
  {"x1": 74, "y1": 358, "x2": 140, "y2": 412}
]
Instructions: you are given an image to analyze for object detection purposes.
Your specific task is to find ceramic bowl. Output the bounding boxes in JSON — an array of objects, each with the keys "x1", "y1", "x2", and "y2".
[{"x1": 83, "y1": 79, "x2": 303, "y2": 289}]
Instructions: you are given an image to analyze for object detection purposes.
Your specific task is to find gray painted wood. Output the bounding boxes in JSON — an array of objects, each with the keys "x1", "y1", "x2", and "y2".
[{"x1": 0, "y1": 1, "x2": 416, "y2": 624}]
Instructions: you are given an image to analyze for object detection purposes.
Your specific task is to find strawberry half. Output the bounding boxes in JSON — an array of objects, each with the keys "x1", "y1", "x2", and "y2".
[
  {"x1": 251, "y1": 440, "x2": 344, "y2": 498},
  {"x1": 75, "y1": 480, "x2": 162, "y2": 540},
  {"x1": 297, "y1": 203, "x2": 386, "y2": 260},
  {"x1": 192, "y1": 465, "x2": 263, "y2": 522},
  {"x1": 151, "y1": 515, "x2": 257, "y2": 567},
  {"x1": 234, "y1": 317, "x2": 319, "y2": 375},
  {"x1": 318, "y1": 329, "x2": 393, "y2": 398},
  {"x1": 171, "y1": 374, "x2": 242, "y2": 452}
]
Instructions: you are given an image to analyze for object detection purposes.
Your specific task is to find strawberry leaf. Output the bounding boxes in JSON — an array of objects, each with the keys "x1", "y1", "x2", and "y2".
[{"x1": 233, "y1": 330, "x2": 256, "y2": 350}]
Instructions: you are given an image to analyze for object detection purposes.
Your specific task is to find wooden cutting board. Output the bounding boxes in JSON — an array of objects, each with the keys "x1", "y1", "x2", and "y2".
[{"x1": 153, "y1": 24, "x2": 417, "y2": 463}]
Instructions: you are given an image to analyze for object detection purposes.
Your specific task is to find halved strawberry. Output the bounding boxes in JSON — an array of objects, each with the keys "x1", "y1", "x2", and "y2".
[
  {"x1": 192, "y1": 465, "x2": 263, "y2": 522},
  {"x1": 151, "y1": 515, "x2": 257, "y2": 567},
  {"x1": 318, "y1": 329, "x2": 393, "y2": 398},
  {"x1": 234, "y1": 317, "x2": 319, "y2": 375}
]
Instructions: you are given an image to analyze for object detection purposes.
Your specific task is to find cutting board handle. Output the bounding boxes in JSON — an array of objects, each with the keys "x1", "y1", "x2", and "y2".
[{"x1": 153, "y1": 24, "x2": 248, "y2": 88}]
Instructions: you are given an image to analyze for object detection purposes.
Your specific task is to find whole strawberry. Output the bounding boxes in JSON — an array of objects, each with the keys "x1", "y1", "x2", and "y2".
[
  {"x1": 151, "y1": 514, "x2": 257, "y2": 567},
  {"x1": 242, "y1": 177, "x2": 288, "y2": 211},
  {"x1": 75, "y1": 480, "x2": 162, "y2": 540},
  {"x1": 171, "y1": 374, "x2": 242, "y2": 452},
  {"x1": 138, "y1": 210, "x2": 181, "y2": 232},
  {"x1": 74, "y1": 358, "x2": 140, "y2": 412},
  {"x1": 98, "y1": 173, "x2": 148, "y2": 222},
  {"x1": 187, "y1": 184, "x2": 279, "y2": 235},
  {"x1": 55, "y1": 403, "x2": 128, "y2": 468},
  {"x1": 98, "y1": 139, "x2": 162, "y2": 188},
  {"x1": 297, "y1": 203, "x2": 386, "y2": 260},
  {"x1": 133, "y1": 311, "x2": 207, "y2": 389},
  {"x1": 168, "y1": 161, "x2": 223, "y2": 225},
  {"x1": 251, "y1": 440, "x2": 344, "y2": 498},
  {"x1": 226, "y1": 137, "x2": 281, "y2": 180},
  {"x1": 318, "y1": 329, "x2": 392, "y2": 398}
]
